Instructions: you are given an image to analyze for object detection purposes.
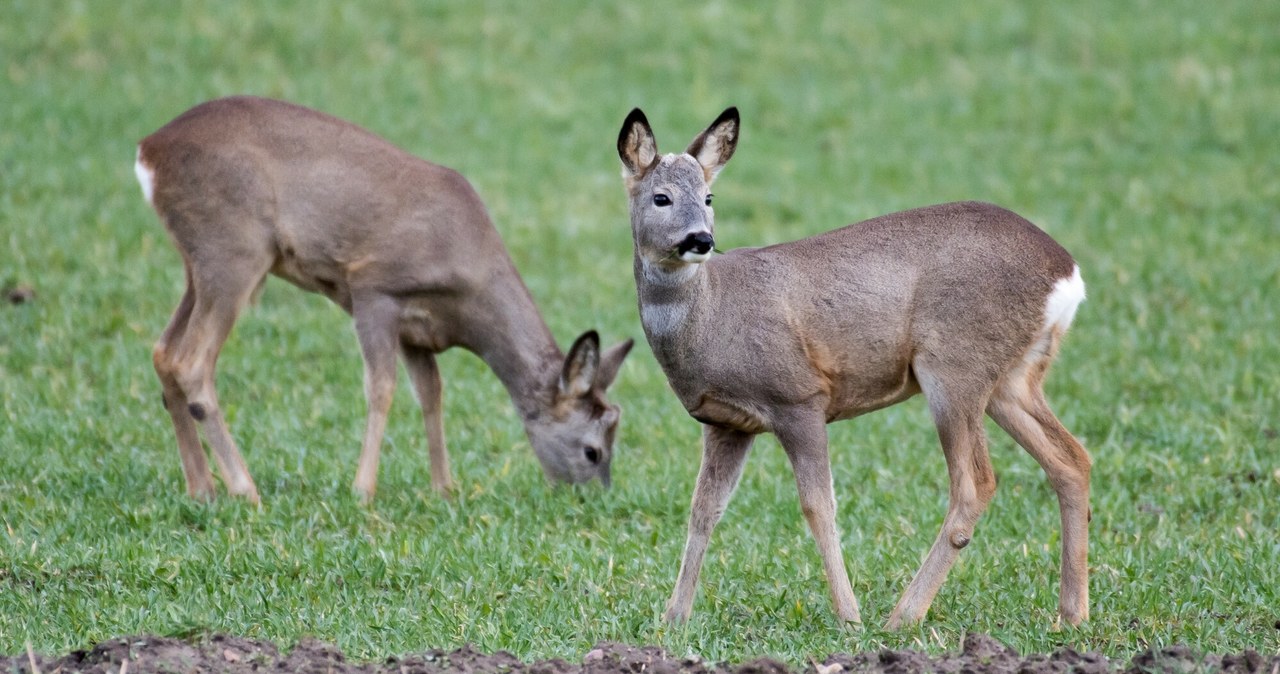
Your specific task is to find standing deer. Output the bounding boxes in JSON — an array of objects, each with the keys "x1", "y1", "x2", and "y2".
[
  {"x1": 617, "y1": 107, "x2": 1090, "y2": 628},
  {"x1": 135, "y1": 95, "x2": 632, "y2": 504}
]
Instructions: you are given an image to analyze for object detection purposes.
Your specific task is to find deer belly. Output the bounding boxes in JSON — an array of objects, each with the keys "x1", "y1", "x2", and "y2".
[
  {"x1": 824, "y1": 368, "x2": 920, "y2": 422},
  {"x1": 397, "y1": 303, "x2": 451, "y2": 352},
  {"x1": 270, "y1": 253, "x2": 353, "y2": 311},
  {"x1": 687, "y1": 395, "x2": 770, "y2": 434}
]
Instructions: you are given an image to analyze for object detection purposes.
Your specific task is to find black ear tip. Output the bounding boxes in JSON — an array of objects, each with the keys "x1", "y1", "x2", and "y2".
[
  {"x1": 719, "y1": 106, "x2": 740, "y2": 124},
  {"x1": 577, "y1": 329, "x2": 601, "y2": 347},
  {"x1": 624, "y1": 108, "x2": 649, "y2": 126}
]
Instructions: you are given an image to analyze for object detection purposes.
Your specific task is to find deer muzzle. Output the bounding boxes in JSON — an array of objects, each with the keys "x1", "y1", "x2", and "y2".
[{"x1": 676, "y1": 231, "x2": 715, "y2": 262}]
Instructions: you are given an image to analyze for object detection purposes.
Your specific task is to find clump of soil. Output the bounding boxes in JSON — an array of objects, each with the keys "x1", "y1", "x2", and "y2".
[
  {"x1": 5, "y1": 285, "x2": 36, "y2": 305},
  {"x1": 4, "y1": 633, "x2": 1276, "y2": 674}
]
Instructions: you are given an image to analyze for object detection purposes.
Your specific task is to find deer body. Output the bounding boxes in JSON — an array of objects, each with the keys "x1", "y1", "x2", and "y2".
[
  {"x1": 619, "y1": 108, "x2": 1090, "y2": 628},
  {"x1": 643, "y1": 203, "x2": 1075, "y2": 430},
  {"x1": 137, "y1": 96, "x2": 631, "y2": 504}
]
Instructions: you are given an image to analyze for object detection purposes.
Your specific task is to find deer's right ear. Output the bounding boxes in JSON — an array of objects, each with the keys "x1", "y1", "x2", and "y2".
[
  {"x1": 618, "y1": 108, "x2": 658, "y2": 184},
  {"x1": 559, "y1": 330, "x2": 601, "y2": 400}
]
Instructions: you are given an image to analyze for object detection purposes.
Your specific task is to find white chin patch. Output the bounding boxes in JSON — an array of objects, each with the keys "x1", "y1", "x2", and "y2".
[{"x1": 678, "y1": 250, "x2": 712, "y2": 263}]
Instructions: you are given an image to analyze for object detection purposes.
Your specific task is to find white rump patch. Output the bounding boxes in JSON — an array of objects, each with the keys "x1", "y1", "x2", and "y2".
[
  {"x1": 1043, "y1": 265, "x2": 1086, "y2": 332},
  {"x1": 133, "y1": 146, "x2": 155, "y2": 205},
  {"x1": 1005, "y1": 265, "x2": 1086, "y2": 389}
]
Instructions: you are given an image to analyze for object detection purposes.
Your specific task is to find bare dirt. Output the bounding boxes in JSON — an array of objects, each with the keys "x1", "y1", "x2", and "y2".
[
  {"x1": 4, "y1": 633, "x2": 1277, "y2": 674},
  {"x1": 4, "y1": 284, "x2": 36, "y2": 304}
]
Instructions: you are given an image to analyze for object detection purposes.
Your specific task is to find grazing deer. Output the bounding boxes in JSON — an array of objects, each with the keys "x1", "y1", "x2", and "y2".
[
  {"x1": 617, "y1": 107, "x2": 1090, "y2": 628},
  {"x1": 135, "y1": 95, "x2": 632, "y2": 504}
]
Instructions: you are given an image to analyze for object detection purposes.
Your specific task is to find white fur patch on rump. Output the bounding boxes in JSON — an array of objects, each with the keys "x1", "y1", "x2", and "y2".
[
  {"x1": 134, "y1": 146, "x2": 155, "y2": 205},
  {"x1": 1043, "y1": 265, "x2": 1086, "y2": 332}
]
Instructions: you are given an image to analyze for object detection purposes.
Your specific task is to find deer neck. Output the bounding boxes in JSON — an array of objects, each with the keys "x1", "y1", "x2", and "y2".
[
  {"x1": 462, "y1": 269, "x2": 562, "y2": 421},
  {"x1": 634, "y1": 255, "x2": 711, "y2": 361}
]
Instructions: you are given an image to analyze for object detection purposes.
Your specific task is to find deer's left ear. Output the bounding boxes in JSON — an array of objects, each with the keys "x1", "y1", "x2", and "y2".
[
  {"x1": 593, "y1": 338, "x2": 634, "y2": 391},
  {"x1": 685, "y1": 107, "x2": 739, "y2": 184}
]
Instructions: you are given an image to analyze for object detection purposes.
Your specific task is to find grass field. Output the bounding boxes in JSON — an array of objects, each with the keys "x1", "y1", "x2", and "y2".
[{"x1": 2, "y1": 0, "x2": 1278, "y2": 663}]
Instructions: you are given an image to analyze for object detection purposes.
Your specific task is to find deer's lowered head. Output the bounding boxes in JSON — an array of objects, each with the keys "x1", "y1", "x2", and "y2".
[{"x1": 522, "y1": 330, "x2": 632, "y2": 487}]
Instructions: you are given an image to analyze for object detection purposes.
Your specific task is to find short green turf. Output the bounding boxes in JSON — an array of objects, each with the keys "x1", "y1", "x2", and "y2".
[{"x1": 2, "y1": 0, "x2": 1277, "y2": 664}]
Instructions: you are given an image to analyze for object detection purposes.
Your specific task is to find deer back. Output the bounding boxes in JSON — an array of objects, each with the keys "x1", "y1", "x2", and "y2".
[{"x1": 138, "y1": 96, "x2": 510, "y2": 310}]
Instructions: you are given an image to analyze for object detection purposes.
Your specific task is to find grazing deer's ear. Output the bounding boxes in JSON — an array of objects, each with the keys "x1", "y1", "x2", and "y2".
[
  {"x1": 685, "y1": 107, "x2": 739, "y2": 184},
  {"x1": 594, "y1": 338, "x2": 634, "y2": 391},
  {"x1": 560, "y1": 330, "x2": 601, "y2": 399},
  {"x1": 618, "y1": 108, "x2": 658, "y2": 183}
]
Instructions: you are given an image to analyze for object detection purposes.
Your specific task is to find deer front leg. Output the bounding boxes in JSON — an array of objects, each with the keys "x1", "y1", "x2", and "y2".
[
  {"x1": 664, "y1": 425, "x2": 754, "y2": 623},
  {"x1": 351, "y1": 294, "x2": 402, "y2": 502},
  {"x1": 776, "y1": 412, "x2": 862, "y2": 623},
  {"x1": 401, "y1": 342, "x2": 452, "y2": 495}
]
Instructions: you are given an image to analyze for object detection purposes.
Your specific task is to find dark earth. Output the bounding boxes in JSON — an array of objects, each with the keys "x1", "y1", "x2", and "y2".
[
  {"x1": 4, "y1": 633, "x2": 1277, "y2": 674},
  {"x1": 4, "y1": 284, "x2": 36, "y2": 304}
]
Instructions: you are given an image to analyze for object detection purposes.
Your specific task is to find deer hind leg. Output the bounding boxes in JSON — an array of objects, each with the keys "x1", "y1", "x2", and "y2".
[
  {"x1": 664, "y1": 425, "x2": 755, "y2": 623},
  {"x1": 154, "y1": 274, "x2": 215, "y2": 500},
  {"x1": 159, "y1": 258, "x2": 271, "y2": 504},
  {"x1": 401, "y1": 342, "x2": 452, "y2": 495},
  {"x1": 350, "y1": 293, "x2": 402, "y2": 502},
  {"x1": 887, "y1": 364, "x2": 997, "y2": 629},
  {"x1": 986, "y1": 337, "x2": 1091, "y2": 625}
]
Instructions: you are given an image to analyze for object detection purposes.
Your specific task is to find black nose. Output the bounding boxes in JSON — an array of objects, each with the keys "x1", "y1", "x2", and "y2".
[{"x1": 677, "y1": 232, "x2": 714, "y2": 257}]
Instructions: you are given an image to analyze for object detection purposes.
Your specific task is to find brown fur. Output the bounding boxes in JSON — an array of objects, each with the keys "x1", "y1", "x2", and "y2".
[
  {"x1": 618, "y1": 107, "x2": 1090, "y2": 628},
  {"x1": 138, "y1": 96, "x2": 632, "y2": 504}
]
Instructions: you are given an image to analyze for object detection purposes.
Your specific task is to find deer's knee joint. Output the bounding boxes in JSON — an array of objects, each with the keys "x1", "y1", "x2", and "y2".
[
  {"x1": 690, "y1": 508, "x2": 725, "y2": 533},
  {"x1": 949, "y1": 532, "x2": 971, "y2": 549},
  {"x1": 188, "y1": 402, "x2": 207, "y2": 421},
  {"x1": 365, "y1": 377, "x2": 396, "y2": 409}
]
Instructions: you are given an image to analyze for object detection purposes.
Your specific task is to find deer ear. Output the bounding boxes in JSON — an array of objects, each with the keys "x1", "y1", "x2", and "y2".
[
  {"x1": 618, "y1": 108, "x2": 658, "y2": 183},
  {"x1": 685, "y1": 107, "x2": 739, "y2": 184},
  {"x1": 559, "y1": 330, "x2": 601, "y2": 399},
  {"x1": 593, "y1": 338, "x2": 634, "y2": 391}
]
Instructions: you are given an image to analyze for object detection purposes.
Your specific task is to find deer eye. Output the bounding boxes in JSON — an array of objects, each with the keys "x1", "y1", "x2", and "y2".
[
  {"x1": 584, "y1": 446, "x2": 602, "y2": 465},
  {"x1": 653, "y1": 193, "x2": 672, "y2": 207},
  {"x1": 705, "y1": 194, "x2": 714, "y2": 206}
]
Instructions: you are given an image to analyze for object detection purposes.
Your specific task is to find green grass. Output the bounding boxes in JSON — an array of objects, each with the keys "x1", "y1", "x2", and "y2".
[{"x1": 3, "y1": 0, "x2": 1278, "y2": 664}]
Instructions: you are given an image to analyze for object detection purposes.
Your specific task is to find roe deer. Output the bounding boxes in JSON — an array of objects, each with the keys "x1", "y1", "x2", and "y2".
[
  {"x1": 135, "y1": 96, "x2": 633, "y2": 504},
  {"x1": 617, "y1": 107, "x2": 1090, "y2": 628}
]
